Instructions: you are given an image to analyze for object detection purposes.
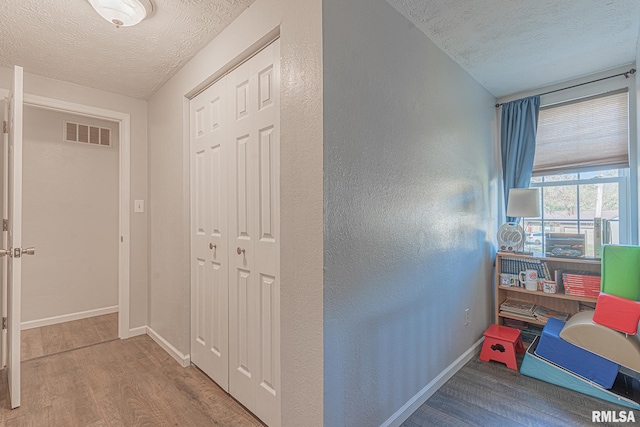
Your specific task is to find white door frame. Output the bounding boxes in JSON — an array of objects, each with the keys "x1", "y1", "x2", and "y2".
[{"x1": 0, "y1": 89, "x2": 131, "y2": 339}]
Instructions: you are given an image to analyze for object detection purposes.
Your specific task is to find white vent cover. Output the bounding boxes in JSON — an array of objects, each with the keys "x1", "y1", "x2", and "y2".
[{"x1": 65, "y1": 121, "x2": 111, "y2": 147}]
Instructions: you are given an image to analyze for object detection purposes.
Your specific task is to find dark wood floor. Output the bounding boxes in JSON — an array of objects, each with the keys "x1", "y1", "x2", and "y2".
[
  {"x1": 1, "y1": 324, "x2": 261, "y2": 426},
  {"x1": 403, "y1": 353, "x2": 634, "y2": 427}
]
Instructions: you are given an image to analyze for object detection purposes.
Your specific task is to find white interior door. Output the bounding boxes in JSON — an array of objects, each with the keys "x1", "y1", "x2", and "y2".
[
  {"x1": 1, "y1": 98, "x2": 8, "y2": 369},
  {"x1": 251, "y1": 40, "x2": 280, "y2": 426},
  {"x1": 229, "y1": 40, "x2": 280, "y2": 427},
  {"x1": 189, "y1": 39, "x2": 280, "y2": 426},
  {"x1": 190, "y1": 76, "x2": 230, "y2": 390},
  {"x1": 228, "y1": 55, "x2": 257, "y2": 409},
  {"x1": 6, "y1": 65, "x2": 24, "y2": 409}
]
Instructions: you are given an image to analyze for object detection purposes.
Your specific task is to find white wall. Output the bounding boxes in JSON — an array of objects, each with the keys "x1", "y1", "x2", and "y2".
[
  {"x1": 21, "y1": 107, "x2": 118, "y2": 322},
  {"x1": 322, "y1": 1, "x2": 497, "y2": 425},
  {"x1": 147, "y1": 0, "x2": 323, "y2": 425},
  {"x1": 0, "y1": 68, "x2": 148, "y2": 329}
]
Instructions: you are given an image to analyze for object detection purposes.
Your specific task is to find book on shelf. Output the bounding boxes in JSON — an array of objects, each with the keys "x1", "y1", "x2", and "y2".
[
  {"x1": 564, "y1": 287, "x2": 600, "y2": 298},
  {"x1": 534, "y1": 305, "x2": 570, "y2": 322},
  {"x1": 499, "y1": 310, "x2": 537, "y2": 320},
  {"x1": 563, "y1": 272, "x2": 600, "y2": 284},
  {"x1": 500, "y1": 257, "x2": 549, "y2": 280},
  {"x1": 562, "y1": 271, "x2": 601, "y2": 298},
  {"x1": 554, "y1": 269, "x2": 564, "y2": 293},
  {"x1": 542, "y1": 262, "x2": 552, "y2": 282},
  {"x1": 499, "y1": 299, "x2": 537, "y2": 319}
]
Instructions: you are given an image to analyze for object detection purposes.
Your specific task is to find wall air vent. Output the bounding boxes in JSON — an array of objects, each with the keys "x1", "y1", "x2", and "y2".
[{"x1": 64, "y1": 121, "x2": 111, "y2": 147}]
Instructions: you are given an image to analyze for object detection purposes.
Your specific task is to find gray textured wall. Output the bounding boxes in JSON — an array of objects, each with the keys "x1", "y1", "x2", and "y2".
[{"x1": 323, "y1": 0, "x2": 497, "y2": 425}]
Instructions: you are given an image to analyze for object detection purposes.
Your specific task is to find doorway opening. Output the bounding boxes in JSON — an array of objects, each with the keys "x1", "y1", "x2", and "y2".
[
  {"x1": 19, "y1": 106, "x2": 120, "y2": 360},
  {"x1": 0, "y1": 90, "x2": 132, "y2": 369}
]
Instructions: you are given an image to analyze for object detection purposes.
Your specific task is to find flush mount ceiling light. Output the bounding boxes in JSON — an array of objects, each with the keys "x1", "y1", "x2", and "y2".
[{"x1": 87, "y1": 0, "x2": 153, "y2": 27}]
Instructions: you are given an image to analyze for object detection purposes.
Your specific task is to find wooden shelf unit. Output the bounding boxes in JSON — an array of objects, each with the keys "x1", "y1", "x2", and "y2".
[{"x1": 495, "y1": 251, "x2": 600, "y2": 326}]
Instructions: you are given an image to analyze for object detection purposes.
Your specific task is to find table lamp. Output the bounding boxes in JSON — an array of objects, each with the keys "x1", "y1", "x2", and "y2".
[
  {"x1": 498, "y1": 188, "x2": 541, "y2": 253},
  {"x1": 506, "y1": 188, "x2": 541, "y2": 252}
]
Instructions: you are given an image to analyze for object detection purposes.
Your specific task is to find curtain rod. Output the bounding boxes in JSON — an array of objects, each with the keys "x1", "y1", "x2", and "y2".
[{"x1": 494, "y1": 68, "x2": 636, "y2": 108}]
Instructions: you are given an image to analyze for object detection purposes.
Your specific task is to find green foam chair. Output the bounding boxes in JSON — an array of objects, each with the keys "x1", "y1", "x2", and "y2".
[{"x1": 601, "y1": 244, "x2": 640, "y2": 301}]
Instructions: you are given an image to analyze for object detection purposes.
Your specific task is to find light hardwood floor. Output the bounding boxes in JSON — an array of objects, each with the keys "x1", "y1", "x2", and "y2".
[
  {"x1": 21, "y1": 313, "x2": 119, "y2": 362},
  {"x1": 2, "y1": 316, "x2": 261, "y2": 426}
]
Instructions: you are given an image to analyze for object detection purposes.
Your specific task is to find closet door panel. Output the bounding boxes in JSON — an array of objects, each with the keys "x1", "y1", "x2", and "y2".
[
  {"x1": 190, "y1": 77, "x2": 229, "y2": 391},
  {"x1": 228, "y1": 58, "x2": 258, "y2": 410},
  {"x1": 251, "y1": 39, "x2": 281, "y2": 427},
  {"x1": 191, "y1": 39, "x2": 281, "y2": 426}
]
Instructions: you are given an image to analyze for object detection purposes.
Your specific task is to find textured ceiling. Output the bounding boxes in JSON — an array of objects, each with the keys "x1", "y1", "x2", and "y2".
[
  {"x1": 4, "y1": 1, "x2": 639, "y2": 100},
  {"x1": 0, "y1": 0, "x2": 255, "y2": 99},
  {"x1": 387, "y1": 0, "x2": 640, "y2": 98}
]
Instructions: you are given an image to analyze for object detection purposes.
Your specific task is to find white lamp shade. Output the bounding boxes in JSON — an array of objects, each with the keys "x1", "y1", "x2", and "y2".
[
  {"x1": 88, "y1": 0, "x2": 152, "y2": 27},
  {"x1": 507, "y1": 188, "x2": 541, "y2": 218}
]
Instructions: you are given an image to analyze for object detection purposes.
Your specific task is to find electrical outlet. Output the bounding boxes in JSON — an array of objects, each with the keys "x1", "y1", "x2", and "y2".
[{"x1": 464, "y1": 308, "x2": 470, "y2": 326}]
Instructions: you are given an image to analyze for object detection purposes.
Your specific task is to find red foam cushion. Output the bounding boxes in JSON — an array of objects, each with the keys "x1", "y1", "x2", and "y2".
[{"x1": 593, "y1": 292, "x2": 640, "y2": 335}]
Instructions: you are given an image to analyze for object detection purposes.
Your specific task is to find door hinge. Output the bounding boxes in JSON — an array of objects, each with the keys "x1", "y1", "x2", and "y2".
[
  {"x1": 2, "y1": 219, "x2": 7, "y2": 232},
  {"x1": 2, "y1": 317, "x2": 6, "y2": 330},
  {"x1": 2, "y1": 121, "x2": 7, "y2": 134}
]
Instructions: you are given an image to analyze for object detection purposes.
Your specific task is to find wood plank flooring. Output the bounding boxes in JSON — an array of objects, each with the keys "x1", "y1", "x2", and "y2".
[
  {"x1": 12, "y1": 318, "x2": 635, "y2": 426},
  {"x1": 2, "y1": 332, "x2": 262, "y2": 426},
  {"x1": 403, "y1": 353, "x2": 634, "y2": 427},
  {"x1": 21, "y1": 313, "x2": 118, "y2": 361}
]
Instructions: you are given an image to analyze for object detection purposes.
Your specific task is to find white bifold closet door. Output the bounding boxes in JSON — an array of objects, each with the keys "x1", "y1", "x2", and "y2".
[
  {"x1": 190, "y1": 73, "x2": 230, "y2": 391},
  {"x1": 190, "y1": 39, "x2": 280, "y2": 427}
]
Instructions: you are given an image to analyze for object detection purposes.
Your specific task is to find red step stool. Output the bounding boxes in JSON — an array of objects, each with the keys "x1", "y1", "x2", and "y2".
[{"x1": 480, "y1": 324, "x2": 525, "y2": 370}]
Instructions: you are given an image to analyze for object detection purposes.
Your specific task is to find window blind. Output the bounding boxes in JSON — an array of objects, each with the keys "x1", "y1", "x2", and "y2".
[{"x1": 533, "y1": 90, "x2": 629, "y2": 176}]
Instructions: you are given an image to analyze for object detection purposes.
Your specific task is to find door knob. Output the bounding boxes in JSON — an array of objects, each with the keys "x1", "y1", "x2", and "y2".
[
  {"x1": 7, "y1": 247, "x2": 35, "y2": 258},
  {"x1": 210, "y1": 243, "x2": 216, "y2": 250},
  {"x1": 237, "y1": 247, "x2": 245, "y2": 255}
]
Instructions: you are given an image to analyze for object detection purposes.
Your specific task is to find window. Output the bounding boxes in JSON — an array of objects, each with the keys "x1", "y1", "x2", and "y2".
[
  {"x1": 528, "y1": 170, "x2": 627, "y2": 255},
  {"x1": 525, "y1": 90, "x2": 630, "y2": 255}
]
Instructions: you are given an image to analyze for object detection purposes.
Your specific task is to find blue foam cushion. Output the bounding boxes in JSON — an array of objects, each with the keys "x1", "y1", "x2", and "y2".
[
  {"x1": 522, "y1": 337, "x2": 640, "y2": 411},
  {"x1": 535, "y1": 318, "x2": 619, "y2": 389}
]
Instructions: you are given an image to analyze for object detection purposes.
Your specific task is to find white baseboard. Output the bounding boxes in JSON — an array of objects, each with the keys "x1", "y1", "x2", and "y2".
[
  {"x1": 146, "y1": 326, "x2": 191, "y2": 367},
  {"x1": 380, "y1": 337, "x2": 485, "y2": 427},
  {"x1": 21, "y1": 306, "x2": 119, "y2": 330},
  {"x1": 128, "y1": 325, "x2": 147, "y2": 337}
]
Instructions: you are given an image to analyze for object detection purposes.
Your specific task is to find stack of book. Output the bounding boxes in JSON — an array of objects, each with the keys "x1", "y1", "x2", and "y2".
[
  {"x1": 533, "y1": 305, "x2": 569, "y2": 323},
  {"x1": 499, "y1": 299, "x2": 536, "y2": 320},
  {"x1": 563, "y1": 272, "x2": 601, "y2": 298}
]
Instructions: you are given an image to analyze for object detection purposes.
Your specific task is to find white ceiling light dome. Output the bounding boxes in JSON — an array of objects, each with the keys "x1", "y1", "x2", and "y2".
[{"x1": 87, "y1": 0, "x2": 153, "y2": 27}]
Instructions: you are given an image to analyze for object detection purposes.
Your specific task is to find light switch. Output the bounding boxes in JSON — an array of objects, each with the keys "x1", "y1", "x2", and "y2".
[{"x1": 134, "y1": 199, "x2": 144, "y2": 213}]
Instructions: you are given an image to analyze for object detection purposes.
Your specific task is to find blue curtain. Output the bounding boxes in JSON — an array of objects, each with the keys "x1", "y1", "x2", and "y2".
[{"x1": 501, "y1": 95, "x2": 540, "y2": 222}]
